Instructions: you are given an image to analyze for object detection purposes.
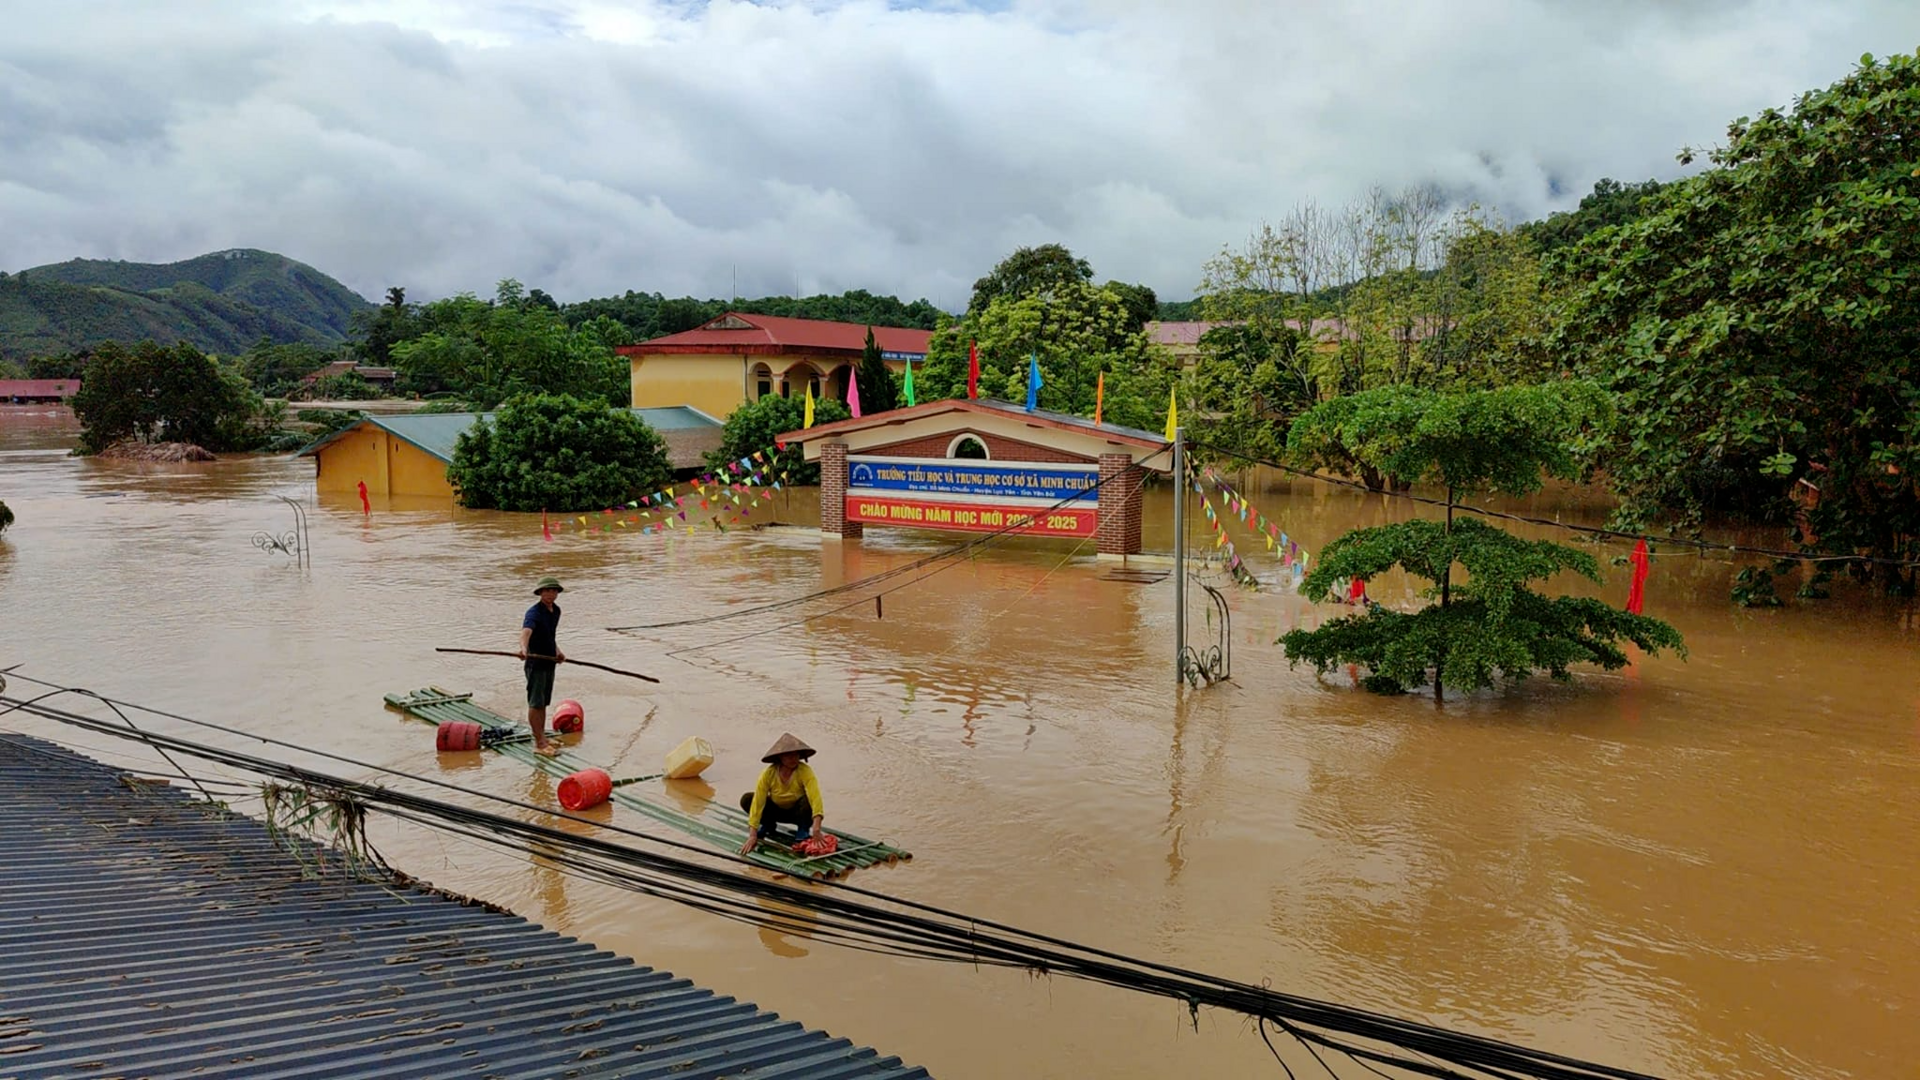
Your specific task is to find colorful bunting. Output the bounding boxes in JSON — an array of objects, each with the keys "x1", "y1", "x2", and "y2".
[{"x1": 1193, "y1": 465, "x2": 1317, "y2": 591}]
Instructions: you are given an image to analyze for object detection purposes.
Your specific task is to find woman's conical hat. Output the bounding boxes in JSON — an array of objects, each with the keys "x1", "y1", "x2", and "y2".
[{"x1": 761, "y1": 732, "x2": 816, "y2": 763}]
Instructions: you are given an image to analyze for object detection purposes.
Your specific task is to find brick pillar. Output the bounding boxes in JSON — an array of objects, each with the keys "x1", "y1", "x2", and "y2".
[
  {"x1": 819, "y1": 442, "x2": 862, "y2": 539},
  {"x1": 1096, "y1": 452, "x2": 1142, "y2": 556}
]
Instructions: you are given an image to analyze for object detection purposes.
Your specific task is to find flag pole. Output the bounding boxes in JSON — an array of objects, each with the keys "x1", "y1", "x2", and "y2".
[{"x1": 1173, "y1": 425, "x2": 1186, "y2": 688}]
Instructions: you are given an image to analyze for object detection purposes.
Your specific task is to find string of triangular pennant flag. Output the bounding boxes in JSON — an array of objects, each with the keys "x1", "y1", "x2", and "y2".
[
  {"x1": 1199, "y1": 465, "x2": 1311, "y2": 589},
  {"x1": 551, "y1": 447, "x2": 793, "y2": 539},
  {"x1": 1187, "y1": 457, "x2": 1260, "y2": 590}
]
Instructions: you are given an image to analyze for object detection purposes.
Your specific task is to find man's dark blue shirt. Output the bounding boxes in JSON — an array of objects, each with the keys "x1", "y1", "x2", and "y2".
[{"x1": 523, "y1": 602, "x2": 561, "y2": 658}]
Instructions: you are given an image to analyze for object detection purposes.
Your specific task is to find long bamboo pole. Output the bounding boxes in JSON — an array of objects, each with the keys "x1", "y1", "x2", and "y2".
[{"x1": 434, "y1": 647, "x2": 660, "y2": 684}]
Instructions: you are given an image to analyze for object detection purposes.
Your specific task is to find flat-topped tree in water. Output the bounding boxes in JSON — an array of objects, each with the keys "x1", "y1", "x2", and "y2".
[{"x1": 1278, "y1": 382, "x2": 1685, "y2": 701}]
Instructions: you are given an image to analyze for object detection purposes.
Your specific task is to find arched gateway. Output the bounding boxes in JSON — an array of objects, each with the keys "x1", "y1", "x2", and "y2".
[{"x1": 777, "y1": 398, "x2": 1171, "y2": 557}]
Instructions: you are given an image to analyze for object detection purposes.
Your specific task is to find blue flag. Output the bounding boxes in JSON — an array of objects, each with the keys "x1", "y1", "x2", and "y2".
[{"x1": 1026, "y1": 351, "x2": 1042, "y2": 411}]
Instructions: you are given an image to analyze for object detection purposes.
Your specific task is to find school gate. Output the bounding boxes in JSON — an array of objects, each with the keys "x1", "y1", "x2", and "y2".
[{"x1": 779, "y1": 398, "x2": 1169, "y2": 556}]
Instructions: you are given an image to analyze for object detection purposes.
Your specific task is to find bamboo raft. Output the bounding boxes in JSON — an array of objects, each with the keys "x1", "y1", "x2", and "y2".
[{"x1": 384, "y1": 687, "x2": 911, "y2": 880}]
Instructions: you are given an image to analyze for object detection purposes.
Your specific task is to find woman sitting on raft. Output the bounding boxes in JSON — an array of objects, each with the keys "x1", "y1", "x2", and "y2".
[{"x1": 738, "y1": 733, "x2": 824, "y2": 854}]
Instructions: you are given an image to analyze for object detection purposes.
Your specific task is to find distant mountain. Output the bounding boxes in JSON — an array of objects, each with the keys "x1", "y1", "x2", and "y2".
[{"x1": 0, "y1": 248, "x2": 372, "y2": 360}]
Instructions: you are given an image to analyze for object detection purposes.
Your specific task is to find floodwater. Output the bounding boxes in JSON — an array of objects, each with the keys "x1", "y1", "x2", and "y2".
[{"x1": 2, "y1": 404, "x2": 1916, "y2": 1079}]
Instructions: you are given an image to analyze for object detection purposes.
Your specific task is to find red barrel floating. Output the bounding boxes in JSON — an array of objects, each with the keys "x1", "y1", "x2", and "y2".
[
  {"x1": 557, "y1": 768, "x2": 612, "y2": 811},
  {"x1": 552, "y1": 699, "x2": 585, "y2": 735},
  {"x1": 436, "y1": 721, "x2": 482, "y2": 752}
]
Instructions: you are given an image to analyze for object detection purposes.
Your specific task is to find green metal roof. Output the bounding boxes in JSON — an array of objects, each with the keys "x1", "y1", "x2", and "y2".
[{"x1": 298, "y1": 406, "x2": 722, "y2": 463}]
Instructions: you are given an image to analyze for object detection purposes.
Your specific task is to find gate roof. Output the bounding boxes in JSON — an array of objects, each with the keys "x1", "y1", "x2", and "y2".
[{"x1": 778, "y1": 398, "x2": 1170, "y2": 469}]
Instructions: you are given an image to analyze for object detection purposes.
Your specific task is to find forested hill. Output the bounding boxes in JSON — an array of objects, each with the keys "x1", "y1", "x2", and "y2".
[{"x1": 0, "y1": 249, "x2": 371, "y2": 361}]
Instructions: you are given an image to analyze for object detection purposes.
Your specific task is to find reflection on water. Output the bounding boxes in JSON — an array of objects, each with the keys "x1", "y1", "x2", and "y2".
[{"x1": 2, "y1": 406, "x2": 1917, "y2": 1079}]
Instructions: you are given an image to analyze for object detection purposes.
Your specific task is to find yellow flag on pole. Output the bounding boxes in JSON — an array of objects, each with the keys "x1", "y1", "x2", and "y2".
[
  {"x1": 1095, "y1": 371, "x2": 1104, "y2": 427},
  {"x1": 804, "y1": 384, "x2": 815, "y2": 428},
  {"x1": 1163, "y1": 386, "x2": 1178, "y2": 442}
]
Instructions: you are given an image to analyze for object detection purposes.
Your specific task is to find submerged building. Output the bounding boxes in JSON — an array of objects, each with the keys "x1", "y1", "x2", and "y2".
[
  {"x1": 618, "y1": 313, "x2": 932, "y2": 420},
  {"x1": 298, "y1": 407, "x2": 723, "y2": 500}
]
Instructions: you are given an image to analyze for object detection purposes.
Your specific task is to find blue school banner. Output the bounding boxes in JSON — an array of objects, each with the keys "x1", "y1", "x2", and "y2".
[{"x1": 848, "y1": 457, "x2": 1097, "y2": 502}]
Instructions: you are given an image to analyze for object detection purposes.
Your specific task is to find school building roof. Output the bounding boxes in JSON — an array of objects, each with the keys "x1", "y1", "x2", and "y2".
[
  {"x1": 297, "y1": 406, "x2": 725, "y2": 471},
  {"x1": 619, "y1": 313, "x2": 934, "y2": 359}
]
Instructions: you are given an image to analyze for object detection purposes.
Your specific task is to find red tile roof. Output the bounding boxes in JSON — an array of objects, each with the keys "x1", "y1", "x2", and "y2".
[
  {"x1": 1147, "y1": 318, "x2": 1365, "y2": 347},
  {"x1": 618, "y1": 313, "x2": 934, "y2": 358},
  {"x1": 0, "y1": 379, "x2": 80, "y2": 398}
]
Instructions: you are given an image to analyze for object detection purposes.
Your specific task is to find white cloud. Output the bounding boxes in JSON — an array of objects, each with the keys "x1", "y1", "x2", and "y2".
[{"x1": 2, "y1": 0, "x2": 1916, "y2": 308}]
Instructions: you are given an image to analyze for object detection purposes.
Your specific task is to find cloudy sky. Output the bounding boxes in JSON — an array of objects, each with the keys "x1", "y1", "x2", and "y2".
[{"x1": 3, "y1": 1, "x2": 1917, "y2": 309}]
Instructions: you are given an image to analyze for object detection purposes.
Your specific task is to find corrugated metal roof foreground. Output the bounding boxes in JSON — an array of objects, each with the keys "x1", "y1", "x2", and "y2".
[{"x1": 0, "y1": 735, "x2": 931, "y2": 1080}]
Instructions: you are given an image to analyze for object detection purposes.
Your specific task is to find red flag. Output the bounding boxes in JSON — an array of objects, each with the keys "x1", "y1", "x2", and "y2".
[
  {"x1": 1095, "y1": 371, "x2": 1105, "y2": 426},
  {"x1": 542, "y1": 509, "x2": 553, "y2": 542},
  {"x1": 356, "y1": 479, "x2": 370, "y2": 518},
  {"x1": 1626, "y1": 539, "x2": 1650, "y2": 614},
  {"x1": 967, "y1": 339, "x2": 979, "y2": 399}
]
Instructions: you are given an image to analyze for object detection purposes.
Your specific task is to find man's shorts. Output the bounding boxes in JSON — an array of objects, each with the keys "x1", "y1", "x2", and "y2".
[{"x1": 525, "y1": 660, "x2": 556, "y2": 708}]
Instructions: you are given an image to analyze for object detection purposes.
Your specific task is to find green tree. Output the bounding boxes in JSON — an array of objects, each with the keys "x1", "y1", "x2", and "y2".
[
  {"x1": 296, "y1": 408, "x2": 367, "y2": 437},
  {"x1": 70, "y1": 340, "x2": 270, "y2": 453},
  {"x1": 303, "y1": 371, "x2": 377, "y2": 401},
  {"x1": 1182, "y1": 323, "x2": 1316, "y2": 461},
  {"x1": 559, "y1": 289, "x2": 944, "y2": 342},
  {"x1": 1199, "y1": 193, "x2": 1549, "y2": 397},
  {"x1": 447, "y1": 393, "x2": 672, "y2": 512},
  {"x1": 1551, "y1": 52, "x2": 1920, "y2": 592},
  {"x1": 0, "y1": 359, "x2": 25, "y2": 380},
  {"x1": 855, "y1": 327, "x2": 900, "y2": 413},
  {"x1": 1519, "y1": 177, "x2": 1665, "y2": 255},
  {"x1": 1102, "y1": 280, "x2": 1159, "y2": 334},
  {"x1": 967, "y1": 243, "x2": 1093, "y2": 315},
  {"x1": 918, "y1": 282, "x2": 1175, "y2": 430},
  {"x1": 1278, "y1": 382, "x2": 1684, "y2": 700},
  {"x1": 389, "y1": 280, "x2": 626, "y2": 408},
  {"x1": 353, "y1": 286, "x2": 418, "y2": 366},
  {"x1": 706, "y1": 392, "x2": 851, "y2": 485},
  {"x1": 25, "y1": 352, "x2": 89, "y2": 380},
  {"x1": 234, "y1": 340, "x2": 340, "y2": 397}
]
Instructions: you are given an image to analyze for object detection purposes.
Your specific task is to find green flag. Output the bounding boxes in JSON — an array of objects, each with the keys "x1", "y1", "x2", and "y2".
[{"x1": 904, "y1": 356, "x2": 916, "y2": 406}]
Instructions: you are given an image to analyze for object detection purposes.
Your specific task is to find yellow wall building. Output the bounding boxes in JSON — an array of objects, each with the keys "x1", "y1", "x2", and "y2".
[
  {"x1": 299, "y1": 408, "x2": 724, "y2": 500},
  {"x1": 619, "y1": 312, "x2": 933, "y2": 418}
]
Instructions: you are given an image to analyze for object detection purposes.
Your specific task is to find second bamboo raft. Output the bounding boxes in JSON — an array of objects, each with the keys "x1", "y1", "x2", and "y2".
[{"x1": 384, "y1": 687, "x2": 911, "y2": 880}]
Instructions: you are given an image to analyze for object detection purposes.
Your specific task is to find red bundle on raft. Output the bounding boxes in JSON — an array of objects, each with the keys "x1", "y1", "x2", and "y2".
[{"x1": 792, "y1": 834, "x2": 838, "y2": 857}]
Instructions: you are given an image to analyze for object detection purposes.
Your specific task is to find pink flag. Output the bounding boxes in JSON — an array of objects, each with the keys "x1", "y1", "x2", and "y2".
[{"x1": 848, "y1": 366, "x2": 863, "y2": 418}]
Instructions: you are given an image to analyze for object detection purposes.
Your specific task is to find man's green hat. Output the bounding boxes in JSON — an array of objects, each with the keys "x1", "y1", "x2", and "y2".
[{"x1": 533, "y1": 576, "x2": 564, "y2": 595}]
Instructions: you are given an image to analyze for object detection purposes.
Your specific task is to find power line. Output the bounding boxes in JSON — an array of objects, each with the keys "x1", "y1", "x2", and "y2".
[
  {"x1": 667, "y1": 457, "x2": 1160, "y2": 660},
  {"x1": 1190, "y1": 440, "x2": 1920, "y2": 571},
  {"x1": 609, "y1": 445, "x2": 1171, "y2": 635},
  {"x1": 2, "y1": 675, "x2": 1667, "y2": 1080}
]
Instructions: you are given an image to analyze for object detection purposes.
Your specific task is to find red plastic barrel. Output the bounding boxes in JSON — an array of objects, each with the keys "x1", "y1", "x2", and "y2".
[
  {"x1": 552, "y1": 699, "x2": 585, "y2": 735},
  {"x1": 436, "y1": 721, "x2": 482, "y2": 752},
  {"x1": 557, "y1": 767, "x2": 612, "y2": 811}
]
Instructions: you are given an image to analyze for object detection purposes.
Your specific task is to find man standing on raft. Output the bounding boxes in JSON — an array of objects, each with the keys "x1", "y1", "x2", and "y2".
[
  {"x1": 739, "y1": 733, "x2": 824, "y2": 854},
  {"x1": 517, "y1": 576, "x2": 566, "y2": 757}
]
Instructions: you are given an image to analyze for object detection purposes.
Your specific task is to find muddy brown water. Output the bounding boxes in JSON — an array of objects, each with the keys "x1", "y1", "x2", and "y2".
[{"x1": 1, "y1": 405, "x2": 1915, "y2": 1079}]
